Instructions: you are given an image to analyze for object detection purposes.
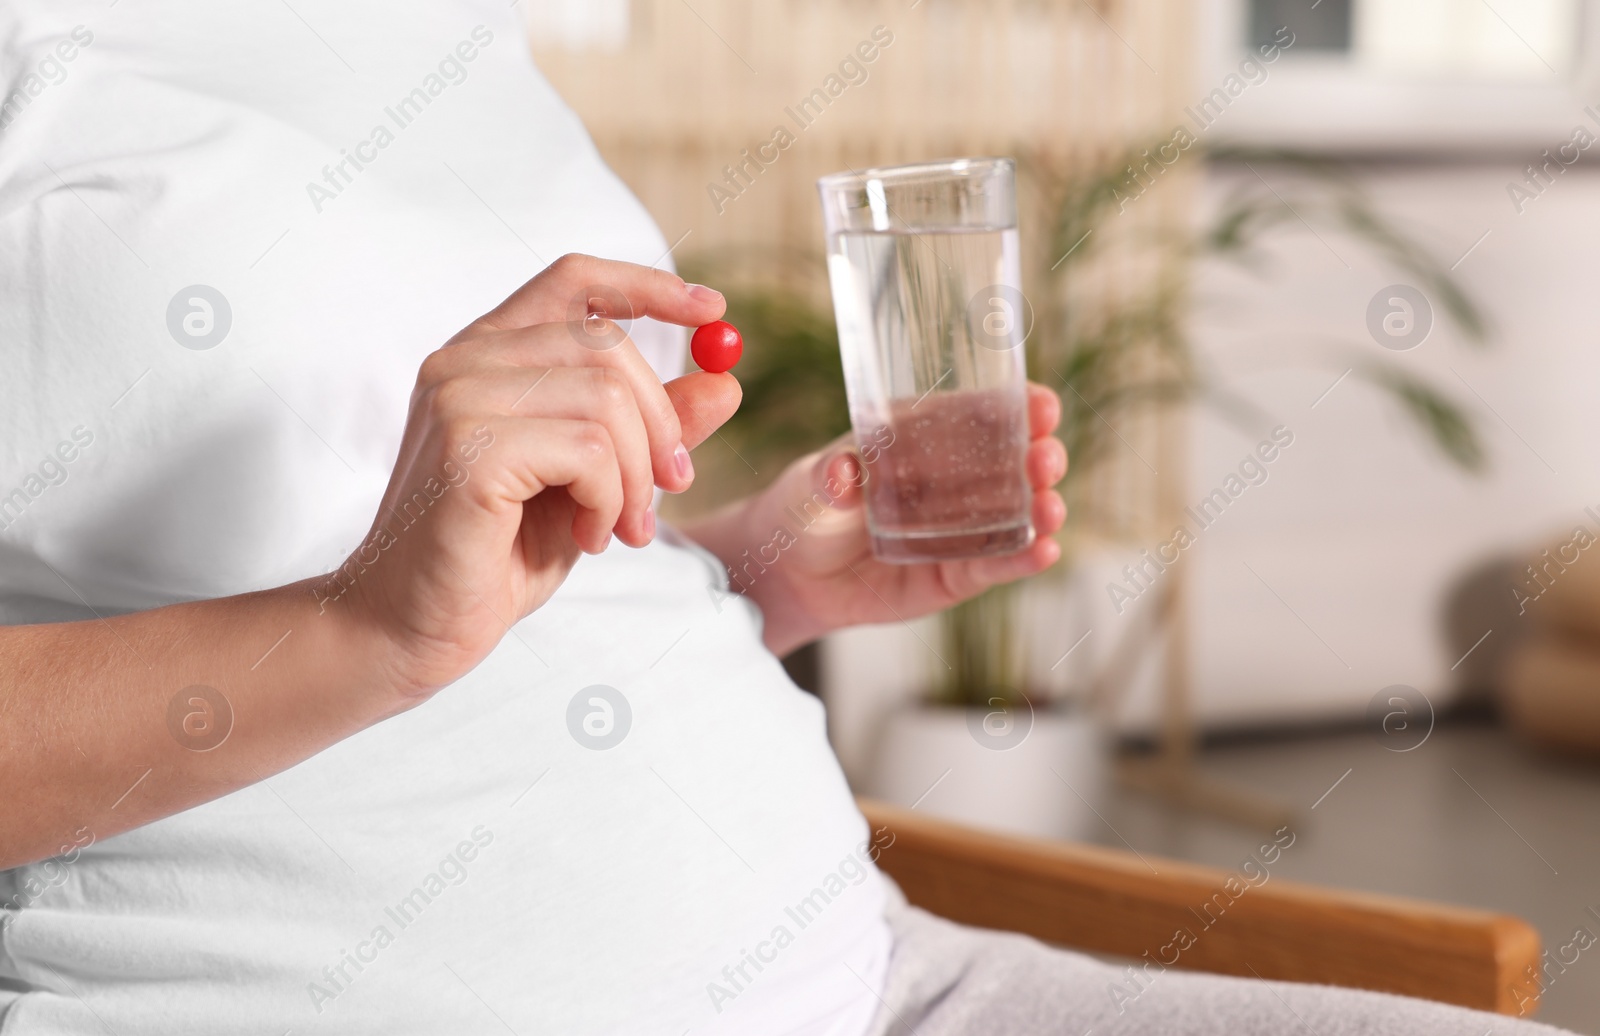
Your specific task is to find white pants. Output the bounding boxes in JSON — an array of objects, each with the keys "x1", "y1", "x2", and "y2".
[{"x1": 864, "y1": 885, "x2": 1571, "y2": 1036}]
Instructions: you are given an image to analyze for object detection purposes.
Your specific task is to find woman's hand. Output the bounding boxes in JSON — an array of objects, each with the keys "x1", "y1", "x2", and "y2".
[
  {"x1": 682, "y1": 383, "x2": 1067, "y2": 657},
  {"x1": 338, "y1": 254, "x2": 741, "y2": 697},
  {"x1": 2, "y1": 255, "x2": 743, "y2": 868}
]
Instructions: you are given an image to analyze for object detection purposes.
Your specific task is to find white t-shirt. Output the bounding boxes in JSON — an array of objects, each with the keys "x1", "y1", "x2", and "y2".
[{"x1": 0, "y1": 2, "x2": 891, "y2": 1033}]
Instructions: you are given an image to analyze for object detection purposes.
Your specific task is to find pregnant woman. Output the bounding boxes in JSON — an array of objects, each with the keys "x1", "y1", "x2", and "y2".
[{"x1": 0, "y1": 3, "x2": 1572, "y2": 1034}]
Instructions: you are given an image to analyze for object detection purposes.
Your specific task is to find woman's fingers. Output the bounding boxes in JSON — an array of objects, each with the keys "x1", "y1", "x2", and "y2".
[
  {"x1": 410, "y1": 338, "x2": 747, "y2": 552},
  {"x1": 475, "y1": 417, "x2": 627, "y2": 554},
  {"x1": 586, "y1": 323, "x2": 694, "y2": 491},
  {"x1": 408, "y1": 293, "x2": 748, "y2": 558},
  {"x1": 1027, "y1": 434, "x2": 1068, "y2": 490},
  {"x1": 781, "y1": 444, "x2": 870, "y2": 569},
  {"x1": 663, "y1": 371, "x2": 743, "y2": 452},
  {"x1": 937, "y1": 522, "x2": 1063, "y2": 602},
  {"x1": 1033, "y1": 487, "x2": 1067, "y2": 536},
  {"x1": 450, "y1": 321, "x2": 695, "y2": 494},
  {"x1": 921, "y1": 487, "x2": 1065, "y2": 604},
  {"x1": 473, "y1": 253, "x2": 726, "y2": 333},
  {"x1": 814, "y1": 445, "x2": 866, "y2": 510},
  {"x1": 433, "y1": 367, "x2": 657, "y2": 544},
  {"x1": 1027, "y1": 382, "x2": 1063, "y2": 439}
]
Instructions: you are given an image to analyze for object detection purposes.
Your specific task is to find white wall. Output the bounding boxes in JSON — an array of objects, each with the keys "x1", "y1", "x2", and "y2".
[{"x1": 1185, "y1": 159, "x2": 1600, "y2": 724}]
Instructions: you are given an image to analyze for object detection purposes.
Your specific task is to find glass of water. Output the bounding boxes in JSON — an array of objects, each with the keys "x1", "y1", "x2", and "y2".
[{"x1": 817, "y1": 157, "x2": 1033, "y2": 564}]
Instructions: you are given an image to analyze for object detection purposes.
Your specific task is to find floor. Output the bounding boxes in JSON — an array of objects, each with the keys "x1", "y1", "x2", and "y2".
[{"x1": 1083, "y1": 721, "x2": 1600, "y2": 1034}]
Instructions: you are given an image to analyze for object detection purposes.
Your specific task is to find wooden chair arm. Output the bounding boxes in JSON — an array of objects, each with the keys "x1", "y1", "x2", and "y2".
[{"x1": 858, "y1": 798, "x2": 1541, "y2": 1015}]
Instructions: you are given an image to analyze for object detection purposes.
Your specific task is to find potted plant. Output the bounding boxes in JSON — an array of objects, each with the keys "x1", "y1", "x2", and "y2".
[{"x1": 675, "y1": 146, "x2": 1487, "y2": 839}]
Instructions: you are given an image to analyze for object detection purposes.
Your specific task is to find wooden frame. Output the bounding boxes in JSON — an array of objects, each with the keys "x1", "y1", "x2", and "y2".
[{"x1": 859, "y1": 799, "x2": 1541, "y2": 1016}]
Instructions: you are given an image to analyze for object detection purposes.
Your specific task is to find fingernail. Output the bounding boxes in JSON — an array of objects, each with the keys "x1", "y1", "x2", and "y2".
[
  {"x1": 831, "y1": 464, "x2": 864, "y2": 508},
  {"x1": 643, "y1": 509, "x2": 657, "y2": 540},
  {"x1": 674, "y1": 443, "x2": 694, "y2": 481},
  {"x1": 685, "y1": 283, "x2": 723, "y2": 304}
]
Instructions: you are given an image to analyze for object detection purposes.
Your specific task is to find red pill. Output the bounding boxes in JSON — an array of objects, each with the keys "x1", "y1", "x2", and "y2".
[{"x1": 691, "y1": 320, "x2": 742, "y2": 373}]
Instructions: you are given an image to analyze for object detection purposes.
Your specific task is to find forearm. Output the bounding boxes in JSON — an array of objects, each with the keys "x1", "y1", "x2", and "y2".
[{"x1": 0, "y1": 578, "x2": 402, "y2": 869}]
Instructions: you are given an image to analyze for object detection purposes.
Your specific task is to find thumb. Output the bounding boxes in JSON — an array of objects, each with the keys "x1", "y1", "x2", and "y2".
[
  {"x1": 663, "y1": 372, "x2": 742, "y2": 451},
  {"x1": 768, "y1": 437, "x2": 870, "y2": 571},
  {"x1": 810, "y1": 439, "x2": 866, "y2": 510}
]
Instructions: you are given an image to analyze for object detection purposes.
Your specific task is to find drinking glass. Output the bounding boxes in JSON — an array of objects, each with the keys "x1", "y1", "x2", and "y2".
[{"x1": 817, "y1": 157, "x2": 1033, "y2": 564}]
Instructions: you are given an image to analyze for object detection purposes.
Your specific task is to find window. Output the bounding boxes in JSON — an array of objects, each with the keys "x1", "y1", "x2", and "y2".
[
  {"x1": 1249, "y1": 0, "x2": 1351, "y2": 54},
  {"x1": 1205, "y1": 0, "x2": 1598, "y2": 150}
]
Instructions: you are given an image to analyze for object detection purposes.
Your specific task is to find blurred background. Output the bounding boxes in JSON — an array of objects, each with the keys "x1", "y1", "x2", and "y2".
[{"x1": 525, "y1": 0, "x2": 1600, "y2": 1028}]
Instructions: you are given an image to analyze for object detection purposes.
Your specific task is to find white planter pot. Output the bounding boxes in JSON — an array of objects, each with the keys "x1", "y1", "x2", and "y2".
[{"x1": 866, "y1": 703, "x2": 1108, "y2": 842}]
